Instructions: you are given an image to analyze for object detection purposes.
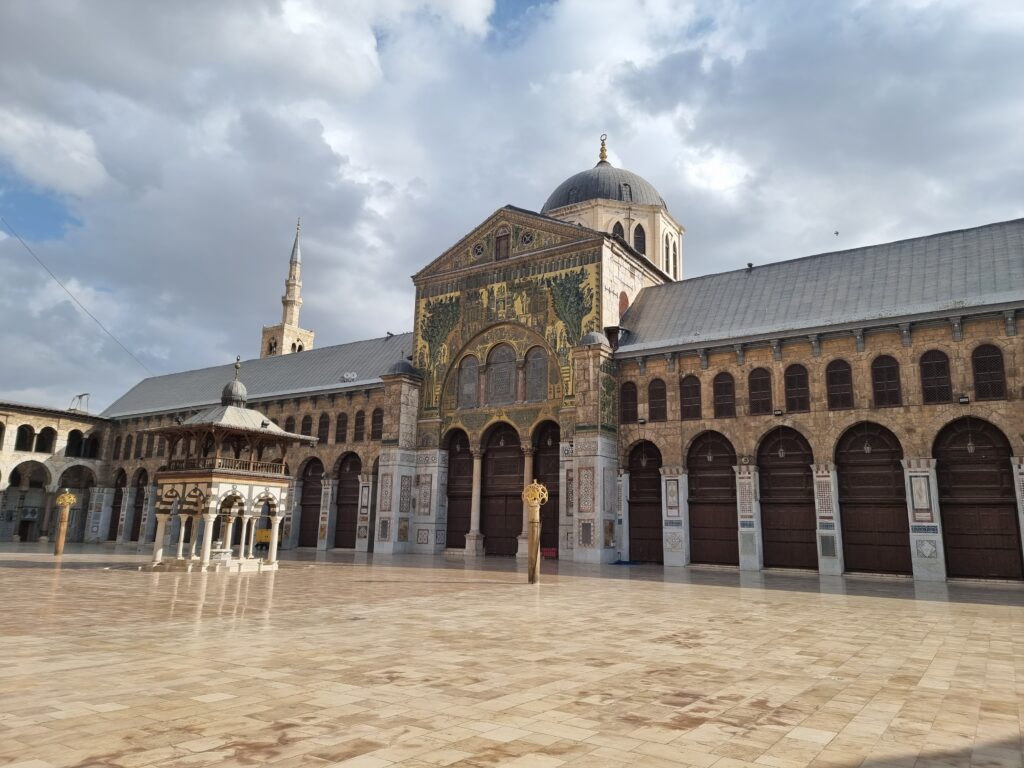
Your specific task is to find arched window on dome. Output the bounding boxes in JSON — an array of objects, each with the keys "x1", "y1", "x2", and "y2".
[
  {"x1": 612, "y1": 221, "x2": 624, "y2": 239},
  {"x1": 633, "y1": 224, "x2": 646, "y2": 254},
  {"x1": 620, "y1": 182, "x2": 632, "y2": 202}
]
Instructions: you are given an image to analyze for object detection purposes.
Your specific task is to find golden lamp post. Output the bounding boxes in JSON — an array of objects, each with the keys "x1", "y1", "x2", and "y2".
[
  {"x1": 53, "y1": 488, "x2": 77, "y2": 556},
  {"x1": 521, "y1": 480, "x2": 548, "y2": 584}
]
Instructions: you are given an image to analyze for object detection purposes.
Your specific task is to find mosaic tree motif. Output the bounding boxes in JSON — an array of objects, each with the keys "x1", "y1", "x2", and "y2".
[
  {"x1": 421, "y1": 296, "x2": 461, "y2": 365},
  {"x1": 545, "y1": 269, "x2": 594, "y2": 346}
]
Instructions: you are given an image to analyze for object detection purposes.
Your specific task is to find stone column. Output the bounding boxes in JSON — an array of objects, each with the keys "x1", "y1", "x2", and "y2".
[
  {"x1": 570, "y1": 434, "x2": 619, "y2": 564},
  {"x1": 39, "y1": 492, "x2": 55, "y2": 542},
  {"x1": 222, "y1": 515, "x2": 235, "y2": 553},
  {"x1": 140, "y1": 486, "x2": 157, "y2": 544},
  {"x1": 318, "y1": 479, "x2": 338, "y2": 551},
  {"x1": 151, "y1": 513, "x2": 169, "y2": 565},
  {"x1": 267, "y1": 515, "x2": 283, "y2": 564},
  {"x1": 617, "y1": 469, "x2": 629, "y2": 561},
  {"x1": 187, "y1": 514, "x2": 201, "y2": 559},
  {"x1": 661, "y1": 466, "x2": 689, "y2": 567},
  {"x1": 247, "y1": 517, "x2": 257, "y2": 558},
  {"x1": 354, "y1": 475, "x2": 373, "y2": 553},
  {"x1": 175, "y1": 514, "x2": 187, "y2": 558},
  {"x1": 811, "y1": 462, "x2": 844, "y2": 576},
  {"x1": 1014, "y1": 458, "x2": 1024, "y2": 559},
  {"x1": 902, "y1": 458, "x2": 947, "y2": 581},
  {"x1": 516, "y1": 447, "x2": 535, "y2": 558},
  {"x1": 199, "y1": 511, "x2": 217, "y2": 569},
  {"x1": 238, "y1": 514, "x2": 249, "y2": 559},
  {"x1": 558, "y1": 440, "x2": 573, "y2": 561},
  {"x1": 734, "y1": 464, "x2": 764, "y2": 571},
  {"x1": 116, "y1": 487, "x2": 133, "y2": 543},
  {"x1": 465, "y1": 449, "x2": 484, "y2": 556}
]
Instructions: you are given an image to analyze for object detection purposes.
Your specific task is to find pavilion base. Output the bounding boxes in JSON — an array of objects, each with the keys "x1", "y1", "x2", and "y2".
[{"x1": 150, "y1": 555, "x2": 278, "y2": 573}]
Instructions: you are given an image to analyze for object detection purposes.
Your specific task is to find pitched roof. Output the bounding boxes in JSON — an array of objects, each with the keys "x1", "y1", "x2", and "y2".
[
  {"x1": 174, "y1": 404, "x2": 316, "y2": 443},
  {"x1": 102, "y1": 333, "x2": 414, "y2": 419},
  {"x1": 617, "y1": 218, "x2": 1024, "y2": 355}
]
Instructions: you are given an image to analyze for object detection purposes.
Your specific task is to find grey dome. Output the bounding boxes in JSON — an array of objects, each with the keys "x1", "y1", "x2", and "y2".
[
  {"x1": 542, "y1": 160, "x2": 665, "y2": 214},
  {"x1": 386, "y1": 359, "x2": 421, "y2": 378},
  {"x1": 579, "y1": 331, "x2": 610, "y2": 347},
  {"x1": 221, "y1": 378, "x2": 248, "y2": 407}
]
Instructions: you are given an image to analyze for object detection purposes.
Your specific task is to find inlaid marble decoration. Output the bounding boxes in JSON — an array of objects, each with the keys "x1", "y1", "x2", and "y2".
[
  {"x1": 666, "y1": 532, "x2": 683, "y2": 551},
  {"x1": 666, "y1": 479, "x2": 679, "y2": 510},
  {"x1": 916, "y1": 538, "x2": 938, "y2": 558},
  {"x1": 356, "y1": 524, "x2": 368, "y2": 539},
  {"x1": 380, "y1": 474, "x2": 393, "y2": 512},
  {"x1": 579, "y1": 519, "x2": 594, "y2": 547},
  {"x1": 399, "y1": 475, "x2": 412, "y2": 514},
  {"x1": 436, "y1": 529, "x2": 446, "y2": 546},
  {"x1": 565, "y1": 469, "x2": 574, "y2": 514},
  {"x1": 397, "y1": 517, "x2": 409, "y2": 542},
  {"x1": 603, "y1": 468, "x2": 616, "y2": 515},
  {"x1": 378, "y1": 517, "x2": 390, "y2": 541},
  {"x1": 359, "y1": 485, "x2": 369, "y2": 512},
  {"x1": 814, "y1": 477, "x2": 833, "y2": 517},
  {"x1": 417, "y1": 475, "x2": 432, "y2": 516},
  {"x1": 578, "y1": 467, "x2": 594, "y2": 514},
  {"x1": 416, "y1": 528, "x2": 429, "y2": 544}
]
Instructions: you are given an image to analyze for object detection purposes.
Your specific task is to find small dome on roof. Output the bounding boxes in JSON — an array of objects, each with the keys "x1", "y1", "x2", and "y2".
[
  {"x1": 386, "y1": 359, "x2": 421, "y2": 378},
  {"x1": 541, "y1": 136, "x2": 665, "y2": 214},
  {"x1": 221, "y1": 357, "x2": 248, "y2": 406},
  {"x1": 579, "y1": 331, "x2": 610, "y2": 347}
]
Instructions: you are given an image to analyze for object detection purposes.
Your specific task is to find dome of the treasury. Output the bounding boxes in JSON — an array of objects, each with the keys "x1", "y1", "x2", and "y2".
[
  {"x1": 541, "y1": 136, "x2": 665, "y2": 214},
  {"x1": 220, "y1": 357, "x2": 248, "y2": 407}
]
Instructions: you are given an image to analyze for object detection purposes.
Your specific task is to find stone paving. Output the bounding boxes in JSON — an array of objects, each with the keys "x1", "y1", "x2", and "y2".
[{"x1": 1, "y1": 544, "x2": 1023, "y2": 768}]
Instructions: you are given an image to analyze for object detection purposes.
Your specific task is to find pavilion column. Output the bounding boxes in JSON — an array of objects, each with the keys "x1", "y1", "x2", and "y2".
[
  {"x1": 516, "y1": 447, "x2": 534, "y2": 558},
  {"x1": 187, "y1": 514, "x2": 201, "y2": 558},
  {"x1": 465, "y1": 449, "x2": 484, "y2": 556},
  {"x1": 222, "y1": 515, "x2": 235, "y2": 552},
  {"x1": 241, "y1": 518, "x2": 253, "y2": 561},
  {"x1": 175, "y1": 514, "x2": 187, "y2": 558},
  {"x1": 199, "y1": 510, "x2": 217, "y2": 569},
  {"x1": 267, "y1": 515, "x2": 283, "y2": 564},
  {"x1": 151, "y1": 513, "x2": 169, "y2": 565},
  {"x1": 247, "y1": 517, "x2": 258, "y2": 558}
]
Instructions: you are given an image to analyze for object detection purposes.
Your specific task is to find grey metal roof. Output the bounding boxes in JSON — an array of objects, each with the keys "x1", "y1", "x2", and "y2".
[
  {"x1": 617, "y1": 218, "x2": 1024, "y2": 355},
  {"x1": 541, "y1": 161, "x2": 666, "y2": 213},
  {"x1": 176, "y1": 404, "x2": 316, "y2": 443},
  {"x1": 103, "y1": 333, "x2": 414, "y2": 419}
]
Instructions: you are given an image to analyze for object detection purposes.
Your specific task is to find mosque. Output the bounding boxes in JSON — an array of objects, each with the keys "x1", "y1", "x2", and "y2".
[{"x1": 1, "y1": 137, "x2": 1022, "y2": 582}]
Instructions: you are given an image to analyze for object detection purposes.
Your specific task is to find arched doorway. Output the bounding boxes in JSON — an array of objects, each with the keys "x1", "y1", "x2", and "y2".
[
  {"x1": 482, "y1": 424, "x2": 522, "y2": 555},
  {"x1": 57, "y1": 466, "x2": 96, "y2": 544},
  {"x1": 687, "y1": 432, "x2": 738, "y2": 565},
  {"x1": 446, "y1": 430, "x2": 472, "y2": 549},
  {"x1": 758, "y1": 427, "x2": 817, "y2": 570},
  {"x1": 9, "y1": 461, "x2": 51, "y2": 542},
  {"x1": 836, "y1": 423, "x2": 911, "y2": 574},
  {"x1": 533, "y1": 422, "x2": 561, "y2": 557},
  {"x1": 108, "y1": 470, "x2": 128, "y2": 541},
  {"x1": 628, "y1": 441, "x2": 663, "y2": 564},
  {"x1": 299, "y1": 459, "x2": 324, "y2": 547},
  {"x1": 129, "y1": 470, "x2": 148, "y2": 542},
  {"x1": 334, "y1": 454, "x2": 361, "y2": 548},
  {"x1": 935, "y1": 418, "x2": 1020, "y2": 579}
]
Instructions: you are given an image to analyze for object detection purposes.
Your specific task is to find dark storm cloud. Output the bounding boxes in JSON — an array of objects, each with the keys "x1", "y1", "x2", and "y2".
[{"x1": 1, "y1": 0, "x2": 1021, "y2": 410}]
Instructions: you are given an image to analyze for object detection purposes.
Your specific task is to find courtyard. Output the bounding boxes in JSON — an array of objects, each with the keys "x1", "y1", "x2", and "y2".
[{"x1": 1, "y1": 545, "x2": 1023, "y2": 768}]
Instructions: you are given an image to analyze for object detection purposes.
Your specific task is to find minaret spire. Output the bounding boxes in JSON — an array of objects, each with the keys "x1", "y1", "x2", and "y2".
[
  {"x1": 260, "y1": 219, "x2": 315, "y2": 358},
  {"x1": 290, "y1": 217, "x2": 301, "y2": 265}
]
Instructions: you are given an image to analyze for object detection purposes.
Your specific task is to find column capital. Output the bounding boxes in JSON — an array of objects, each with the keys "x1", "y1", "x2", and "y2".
[
  {"x1": 521, "y1": 446, "x2": 535, "y2": 457},
  {"x1": 471, "y1": 448, "x2": 484, "y2": 460}
]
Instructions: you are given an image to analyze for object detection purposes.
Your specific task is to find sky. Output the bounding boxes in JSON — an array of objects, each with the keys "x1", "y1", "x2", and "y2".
[{"x1": 1, "y1": 0, "x2": 1022, "y2": 412}]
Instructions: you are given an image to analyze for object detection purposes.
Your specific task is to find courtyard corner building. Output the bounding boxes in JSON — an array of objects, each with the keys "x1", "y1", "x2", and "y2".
[{"x1": 2, "y1": 136, "x2": 1022, "y2": 582}]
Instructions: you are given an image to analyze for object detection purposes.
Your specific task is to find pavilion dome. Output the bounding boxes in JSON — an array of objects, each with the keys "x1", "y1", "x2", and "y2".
[
  {"x1": 220, "y1": 358, "x2": 248, "y2": 407},
  {"x1": 541, "y1": 136, "x2": 665, "y2": 214}
]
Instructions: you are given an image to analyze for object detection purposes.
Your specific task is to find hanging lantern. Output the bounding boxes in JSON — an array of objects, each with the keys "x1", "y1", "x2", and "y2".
[
  {"x1": 640, "y1": 447, "x2": 649, "y2": 468},
  {"x1": 706, "y1": 449, "x2": 714, "y2": 463},
  {"x1": 863, "y1": 440, "x2": 872, "y2": 455},
  {"x1": 966, "y1": 439, "x2": 976, "y2": 455},
  {"x1": 777, "y1": 445, "x2": 786, "y2": 459}
]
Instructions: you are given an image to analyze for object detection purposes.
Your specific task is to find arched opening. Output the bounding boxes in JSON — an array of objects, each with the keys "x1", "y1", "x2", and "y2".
[
  {"x1": 533, "y1": 422, "x2": 561, "y2": 557},
  {"x1": 482, "y1": 423, "x2": 522, "y2": 556},
  {"x1": 618, "y1": 291, "x2": 629, "y2": 320},
  {"x1": 784, "y1": 365, "x2": 810, "y2": 413},
  {"x1": 284, "y1": 416, "x2": 295, "y2": 433},
  {"x1": 826, "y1": 360, "x2": 854, "y2": 410},
  {"x1": 835, "y1": 423, "x2": 910, "y2": 574},
  {"x1": 713, "y1": 373, "x2": 735, "y2": 418},
  {"x1": 108, "y1": 470, "x2": 128, "y2": 542},
  {"x1": 129, "y1": 469, "x2": 149, "y2": 542},
  {"x1": 525, "y1": 346, "x2": 548, "y2": 403},
  {"x1": 619, "y1": 382, "x2": 637, "y2": 423},
  {"x1": 934, "y1": 418, "x2": 1020, "y2": 579},
  {"x1": 628, "y1": 441, "x2": 663, "y2": 564},
  {"x1": 370, "y1": 408, "x2": 384, "y2": 440},
  {"x1": 647, "y1": 379, "x2": 666, "y2": 422},
  {"x1": 757, "y1": 427, "x2": 817, "y2": 570},
  {"x1": 486, "y1": 344, "x2": 516, "y2": 406},
  {"x1": 920, "y1": 350, "x2": 952, "y2": 404},
  {"x1": 871, "y1": 355, "x2": 902, "y2": 407},
  {"x1": 66, "y1": 430, "x2": 84, "y2": 458},
  {"x1": 122, "y1": 434, "x2": 133, "y2": 460},
  {"x1": 612, "y1": 221, "x2": 624, "y2": 239},
  {"x1": 687, "y1": 432, "x2": 738, "y2": 565},
  {"x1": 299, "y1": 459, "x2": 324, "y2": 547},
  {"x1": 334, "y1": 453, "x2": 362, "y2": 548},
  {"x1": 57, "y1": 465, "x2": 96, "y2": 544},
  {"x1": 354, "y1": 411, "x2": 365, "y2": 441},
  {"x1": 972, "y1": 344, "x2": 1006, "y2": 400},
  {"x1": 300, "y1": 415, "x2": 313, "y2": 437},
  {"x1": 335, "y1": 413, "x2": 348, "y2": 443},
  {"x1": 35, "y1": 427, "x2": 56, "y2": 453},
  {"x1": 7, "y1": 461, "x2": 51, "y2": 542},
  {"x1": 680, "y1": 375, "x2": 701, "y2": 420},
  {"x1": 458, "y1": 355, "x2": 479, "y2": 408},
  {"x1": 633, "y1": 223, "x2": 646, "y2": 254},
  {"x1": 317, "y1": 413, "x2": 330, "y2": 443},
  {"x1": 84, "y1": 433, "x2": 101, "y2": 459},
  {"x1": 14, "y1": 425, "x2": 34, "y2": 451},
  {"x1": 445, "y1": 430, "x2": 472, "y2": 549},
  {"x1": 748, "y1": 368, "x2": 772, "y2": 416}
]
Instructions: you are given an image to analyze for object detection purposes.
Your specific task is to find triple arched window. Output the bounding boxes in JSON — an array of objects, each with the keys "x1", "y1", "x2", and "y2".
[
  {"x1": 748, "y1": 368, "x2": 772, "y2": 415},
  {"x1": 648, "y1": 379, "x2": 666, "y2": 421},
  {"x1": 784, "y1": 364, "x2": 810, "y2": 412},
  {"x1": 486, "y1": 344, "x2": 516, "y2": 406},
  {"x1": 871, "y1": 356, "x2": 902, "y2": 407},
  {"x1": 920, "y1": 350, "x2": 952, "y2": 404}
]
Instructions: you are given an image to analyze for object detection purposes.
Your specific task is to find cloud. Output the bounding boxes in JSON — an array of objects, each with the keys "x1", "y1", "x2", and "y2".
[{"x1": 0, "y1": 0, "x2": 1021, "y2": 411}]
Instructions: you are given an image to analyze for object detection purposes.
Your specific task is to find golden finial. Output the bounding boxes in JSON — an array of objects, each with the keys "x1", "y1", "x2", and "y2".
[
  {"x1": 599, "y1": 133, "x2": 608, "y2": 162},
  {"x1": 521, "y1": 480, "x2": 549, "y2": 507},
  {"x1": 234, "y1": 355, "x2": 241, "y2": 379},
  {"x1": 56, "y1": 488, "x2": 77, "y2": 508}
]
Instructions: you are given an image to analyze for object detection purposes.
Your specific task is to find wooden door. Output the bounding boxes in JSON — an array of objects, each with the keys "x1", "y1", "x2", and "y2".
[
  {"x1": 482, "y1": 424, "x2": 522, "y2": 556},
  {"x1": 534, "y1": 423, "x2": 560, "y2": 556},
  {"x1": 334, "y1": 454, "x2": 361, "y2": 548},
  {"x1": 108, "y1": 481, "x2": 125, "y2": 541},
  {"x1": 687, "y1": 432, "x2": 738, "y2": 565},
  {"x1": 758, "y1": 428, "x2": 818, "y2": 570},
  {"x1": 936, "y1": 418, "x2": 1021, "y2": 579},
  {"x1": 299, "y1": 461, "x2": 324, "y2": 547},
  {"x1": 628, "y1": 442, "x2": 663, "y2": 564},
  {"x1": 446, "y1": 432, "x2": 472, "y2": 549},
  {"x1": 130, "y1": 483, "x2": 146, "y2": 542},
  {"x1": 836, "y1": 424, "x2": 911, "y2": 574}
]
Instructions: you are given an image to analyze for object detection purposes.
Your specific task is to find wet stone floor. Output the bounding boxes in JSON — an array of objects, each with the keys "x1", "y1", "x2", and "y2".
[{"x1": 1, "y1": 545, "x2": 1024, "y2": 768}]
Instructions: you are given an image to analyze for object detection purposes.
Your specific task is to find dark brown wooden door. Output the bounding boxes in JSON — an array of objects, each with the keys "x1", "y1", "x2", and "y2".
[
  {"x1": 936, "y1": 418, "x2": 1021, "y2": 580},
  {"x1": 129, "y1": 471, "x2": 147, "y2": 542},
  {"x1": 482, "y1": 424, "x2": 522, "y2": 556},
  {"x1": 299, "y1": 460, "x2": 324, "y2": 547},
  {"x1": 108, "y1": 475, "x2": 126, "y2": 541},
  {"x1": 446, "y1": 431, "x2": 472, "y2": 549},
  {"x1": 687, "y1": 432, "x2": 738, "y2": 565},
  {"x1": 836, "y1": 423, "x2": 911, "y2": 574},
  {"x1": 628, "y1": 442, "x2": 663, "y2": 564},
  {"x1": 334, "y1": 454, "x2": 361, "y2": 548},
  {"x1": 758, "y1": 427, "x2": 818, "y2": 570},
  {"x1": 534, "y1": 423, "x2": 560, "y2": 556}
]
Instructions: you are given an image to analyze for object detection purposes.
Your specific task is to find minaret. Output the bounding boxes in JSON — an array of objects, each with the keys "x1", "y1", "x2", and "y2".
[{"x1": 260, "y1": 219, "x2": 316, "y2": 358}]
